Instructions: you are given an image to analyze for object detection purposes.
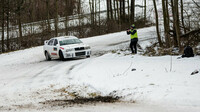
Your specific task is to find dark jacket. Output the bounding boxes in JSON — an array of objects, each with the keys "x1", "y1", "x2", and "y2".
[{"x1": 182, "y1": 46, "x2": 194, "y2": 58}]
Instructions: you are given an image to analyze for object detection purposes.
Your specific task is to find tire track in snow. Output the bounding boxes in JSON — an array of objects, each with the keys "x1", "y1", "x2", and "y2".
[
  {"x1": 31, "y1": 64, "x2": 57, "y2": 79},
  {"x1": 66, "y1": 62, "x2": 83, "y2": 75}
]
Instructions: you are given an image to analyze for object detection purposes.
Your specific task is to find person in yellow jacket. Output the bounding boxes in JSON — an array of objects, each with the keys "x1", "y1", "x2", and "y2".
[{"x1": 127, "y1": 24, "x2": 138, "y2": 54}]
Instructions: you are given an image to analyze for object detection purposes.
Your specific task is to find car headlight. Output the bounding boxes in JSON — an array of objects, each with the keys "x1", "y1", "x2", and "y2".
[
  {"x1": 85, "y1": 46, "x2": 91, "y2": 50},
  {"x1": 66, "y1": 48, "x2": 74, "y2": 52}
]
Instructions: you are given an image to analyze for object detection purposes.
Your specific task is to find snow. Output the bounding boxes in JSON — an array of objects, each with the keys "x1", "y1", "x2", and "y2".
[
  {"x1": 69, "y1": 54, "x2": 200, "y2": 105},
  {"x1": 0, "y1": 26, "x2": 200, "y2": 111}
]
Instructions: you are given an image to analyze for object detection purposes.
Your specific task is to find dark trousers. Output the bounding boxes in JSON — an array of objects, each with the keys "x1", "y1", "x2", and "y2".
[{"x1": 130, "y1": 38, "x2": 138, "y2": 54}]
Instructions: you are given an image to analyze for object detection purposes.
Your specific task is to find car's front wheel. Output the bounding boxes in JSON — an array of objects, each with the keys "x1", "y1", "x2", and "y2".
[
  {"x1": 45, "y1": 51, "x2": 51, "y2": 61},
  {"x1": 59, "y1": 51, "x2": 65, "y2": 61}
]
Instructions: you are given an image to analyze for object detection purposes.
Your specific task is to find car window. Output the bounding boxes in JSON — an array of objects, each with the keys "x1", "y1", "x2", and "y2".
[
  {"x1": 48, "y1": 39, "x2": 54, "y2": 46},
  {"x1": 54, "y1": 39, "x2": 58, "y2": 46},
  {"x1": 59, "y1": 39, "x2": 82, "y2": 46}
]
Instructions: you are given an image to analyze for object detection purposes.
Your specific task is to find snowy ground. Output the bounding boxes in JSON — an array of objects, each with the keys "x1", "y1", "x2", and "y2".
[{"x1": 0, "y1": 26, "x2": 200, "y2": 112}]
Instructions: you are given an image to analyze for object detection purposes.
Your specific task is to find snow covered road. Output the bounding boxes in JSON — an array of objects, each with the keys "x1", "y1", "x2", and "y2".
[{"x1": 0, "y1": 26, "x2": 200, "y2": 112}]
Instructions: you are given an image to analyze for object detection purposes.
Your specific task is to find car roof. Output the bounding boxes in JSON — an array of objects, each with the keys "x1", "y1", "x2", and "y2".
[{"x1": 52, "y1": 36, "x2": 78, "y2": 41}]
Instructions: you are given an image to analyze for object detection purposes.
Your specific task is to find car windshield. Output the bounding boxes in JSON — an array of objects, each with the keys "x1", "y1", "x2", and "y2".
[{"x1": 59, "y1": 38, "x2": 82, "y2": 46}]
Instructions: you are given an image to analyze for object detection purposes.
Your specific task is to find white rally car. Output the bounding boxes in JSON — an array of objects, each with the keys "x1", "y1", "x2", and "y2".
[{"x1": 43, "y1": 36, "x2": 91, "y2": 60}]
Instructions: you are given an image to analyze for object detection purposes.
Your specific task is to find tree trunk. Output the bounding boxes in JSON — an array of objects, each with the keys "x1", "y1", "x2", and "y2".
[
  {"x1": 64, "y1": 0, "x2": 68, "y2": 35},
  {"x1": 106, "y1": 0, "x2": 110, "y2": 21},
  {"x1": 1, "y1": 0, "x2": 5, "y2": 52},
  {"x1": 122, "y1": 0, "x2": 125, "y2": 22},
  {"x1": 119, "y1": 0, "x2": 122, "y2": 22},
  {"x1": 162, "y1": 0, "x2": 170, "y2": 47},
  {"x1": 174, "y1": 0, "x2": 181, "y2": 50},
  {"x1": 116, "y1": 0, "x2": 120, "y2": 25},
  {"x1": 30, "y1": 0, "x2": 35, "y2": 46},
  {"x1": 78, "y1": 0, "x2": 82, "y2": 37},
  {"x1": 113, "y1": 0, "x2": 117, "y2": 20},
  {"x1": 54, "y1": 0, "x2": 58, "y2": 37},
  {"x1": 180, "y1": 0, "x2": 186, "y2": 33},
  {"x1": 99, "y1": 0, "x2": 101, "y2": 34},
  {"x1": 90, "y1": 0, "x2": 94, "y2": 25},
  {"x1": 94, "y1": 0, "x2": 97, "y2": 25},
  {"x1": 106, "y1": 0, "x2": 110, "y2": 32},
  {"x1": 18, "y1": 9, "x2": 22, "y2": 49},
  {"x1": 166, "y1": 0, "x2": 171, "y2": 47},
  {"x1": 6, "y1": 0, "x2": 10, "y2": 51},
  {"x1": 15, "y1": 0, "x2": 24, "y2": 49},
  {"x1": 46, "y1": 0, "x2": 51, "y2": 33},
  {"x1": 171, "y1": 0, "x2": 178, "y2": 47},
  {"x1": 109, "y1": 0, "x2": 113, "y2": 20},
  {"x1": 153, "y1": 0, "x2": 163, "y2": 47},
  {"x1": 127, "y1": 0, "x2": 130, "y2": 23},
  {"x1": 144, "y1": 0, "x2": 146, "y2": 23},
  {"x1": 131, "y1": 0, "x2": 135, "y2": 23},
  {"x1": 78, "y1": 0, "x2": 81, "y2": 26},
  {"x1": 92, "y1": 0, "x2": 95, "y2": 25}
]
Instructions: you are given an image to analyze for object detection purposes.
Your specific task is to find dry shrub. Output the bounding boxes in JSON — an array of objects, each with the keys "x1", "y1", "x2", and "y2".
[{"x1": 143, "y1": 42, "x2": 180, "y2": 56}]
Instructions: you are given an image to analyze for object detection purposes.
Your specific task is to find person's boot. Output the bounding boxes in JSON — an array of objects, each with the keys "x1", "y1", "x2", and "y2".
[{"x1": 132, "y1": 50, "x2": 135, "y2": 54}]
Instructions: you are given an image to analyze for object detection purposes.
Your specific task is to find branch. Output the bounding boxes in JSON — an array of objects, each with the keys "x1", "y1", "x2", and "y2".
[
  {"x1": 192, "y1": 0, "x2": 200, "y2": 8},
  {"x1": 180, "y1": 29, "x2": 200, "y2": 38}
]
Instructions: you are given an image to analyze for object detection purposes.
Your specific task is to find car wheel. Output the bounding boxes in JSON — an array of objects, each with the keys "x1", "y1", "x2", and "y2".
[
  {"x1": 59, "y1": 51, "x2": 65, "y2": 61},
  {"x1": 45, "y1": 51, "x2": 51, "y2": 61},
  {"x1": 86, "y1": 55, "x2": 90, "y2": 58}
]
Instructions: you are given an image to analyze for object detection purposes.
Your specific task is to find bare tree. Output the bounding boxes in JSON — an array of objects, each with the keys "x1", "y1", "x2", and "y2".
[
  {"x1": 174, "y1": 0, "x2": 181, "y2": 50},
  {"x1": 45, "y1": 0, "x2": 51, "y2": 33},
  {"x1": 165, "y1": 0, "x2": 171, "y2": 47},
  {"x1": 99, "y1": 0, "x2": 101, "y2": 34},
  {"x1": 131, "y1": 0, "x2": 135, "y2": 23},
  {"x1": 106, "y1": 0, "x2": 110, "y2": 21},
  {"x1": 113, "y1": 0, "x2": 116, "y2": 20},
  {"x1": 1, "y1": 0, "x2": 5, "y2": 52},
  {"x1": 116, "y1": 0, "x2": 120, "y2": 24},
  {"x1": 171, "y1": 0, "x2": 178, "y2": 47},
  {"x1": 119, "y1": 0, "x2": 122, "y2": 23},
  {"x1": 94, "y1": 0, "x2": 97, "y2": 25},
  {"x1": 110, "y1": 0, "x2": 113, "y2": 20},
  {"x1": 162, "y1": 0, "x2": 170, "y2": 47},
  {"x1": 127, "y1": 0, "x2": 130, "y2": 23},
  {"x1": 64, "y1": 0, "x2": 70, "y2": 35},
  {"x1": 89, "y1": 0, "x2": 95, "y2": 26},
  {"x1": 153, "y1": 0, "x2": 163, "y2": 47},
  {"x1": 6, "y1": 0, "x2": 10, "y2": 51},
  {"x1": 144, "y1": 0, "x2": 147, "y2": 22},
  {"x1": 15, "y1": 0, "x2": 24, "y2": 49},
  {"x1": 180, "y1": 0, "x2": 186, "y2": 33},
  {"x1": 54, "y1": 0, "x2": 58, "y2": 37},
  {"x1": 122, "y1": 0, "x2": 125, "y2": 22}
]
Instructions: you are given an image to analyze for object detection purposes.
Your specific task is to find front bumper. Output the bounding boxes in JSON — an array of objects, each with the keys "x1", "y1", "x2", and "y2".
[{"x1": 63, "y1": 49, "x2": 91, "y2": 58}]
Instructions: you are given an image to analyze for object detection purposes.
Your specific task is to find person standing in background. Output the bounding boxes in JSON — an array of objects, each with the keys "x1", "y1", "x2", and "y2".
[{"x1": 127, "y1": 24, "x2": 138, "y2": 54}]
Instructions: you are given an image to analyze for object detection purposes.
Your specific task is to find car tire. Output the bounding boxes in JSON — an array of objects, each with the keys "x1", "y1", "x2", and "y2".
[
  {"x1": 86, "y1": 55, "x2": 90, "y2": 58},
  {"x1": 45, "y1": 51, "x2": 51, "y2": 61},
  {"x1": 59, "y1": 51, "x2": 65, "y2": 61}
]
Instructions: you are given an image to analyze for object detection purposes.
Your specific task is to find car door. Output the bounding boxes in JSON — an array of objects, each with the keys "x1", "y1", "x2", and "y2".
[
  {"x1": 51, "y1": 39, "x2": 59, "y2": 58},
  {"x1": 47, "y1": 39, "x2": 55, "y2": 58}
]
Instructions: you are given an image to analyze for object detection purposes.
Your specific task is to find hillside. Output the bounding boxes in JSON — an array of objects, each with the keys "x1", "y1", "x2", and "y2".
[{"x1": 0, "y1": 26, "x2": 200, "y2": 112}]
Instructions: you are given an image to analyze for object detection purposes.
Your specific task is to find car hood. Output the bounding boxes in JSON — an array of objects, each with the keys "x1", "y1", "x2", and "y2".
[{"x1": 60, "y1": 43, "x2": 89, "y2": 49}]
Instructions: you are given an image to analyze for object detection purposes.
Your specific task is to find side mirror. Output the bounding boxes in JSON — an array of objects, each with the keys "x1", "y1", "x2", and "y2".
[{"x1": 44, "y1": 40, "x2": 48, "y2": 45}]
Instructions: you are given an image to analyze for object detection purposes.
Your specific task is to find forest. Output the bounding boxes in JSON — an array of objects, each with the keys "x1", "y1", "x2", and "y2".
[{"x1": 0, "y1": 0, "x2": 199, "y2": 54}]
